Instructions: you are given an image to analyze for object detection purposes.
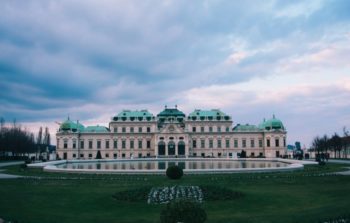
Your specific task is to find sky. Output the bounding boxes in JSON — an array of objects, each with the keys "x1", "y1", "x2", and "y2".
[{"x1": 0, "y1": 0, "x2": 350, "y2": 147}]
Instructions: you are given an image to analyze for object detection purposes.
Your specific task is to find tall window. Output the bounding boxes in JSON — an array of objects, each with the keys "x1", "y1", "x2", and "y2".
[
  {"x1": 242, "y1": 139, "x2": 246, "y2": 148},
  {"x1": 201, "y1": 139, "x2": 205, "y2": 148},
  {"x1": 217, "y1": 127, "x2": 221, "y2": 132},
  {"x1": 146, "y1": 140, "x2": 151, "y2": 149},
  {"x1": 147, "y1": 127, "x2": 151, "y2": 133},
  {"x1": 138, "y1": 140, "x2": 142, "y2": 149},
  {"x1": 275, "y1": 139, "x2": 279, "y2": 147},
  {"x1": 209, "y1": 127, "x2": 213, "y2": 132},
  {"x1": 138, "y1": 127, "x2": 142, "y2": 133},
  {"x1": 226, "y1": 127, "x2": 230, "y2": 132},
  {"x1": 225, "y1": 139, "x2": 230, "y2": 148},
  {"x1": 201, "y1": 126, "x2": 204, "y2": 133},
  {"x1": 234, "y1": 139, "x2": 238, "y2": 148},
  {"x1": 283, "y1": 138, "x2": 286, "y2": 147},
  {"x1": 80, "y1": 140, "x2": 84, "y2": 149},
  {"x1": 250, "y1": 139, "x2": 255, "y2": 148},
  {"x1": 122, "y1": 140, "x2": 126, "y2": 149},
  {"x1": 72, "y1": 140, "x2": 76, "y2": 149},
  {"x1": 64, "y1": 140, "x2": 68, "y2": 149},
  {"x1": 122, "y1": 127, "x2": 126, "y2": 133},
  {"x1": 209, "y1": 139, "x2": 213, "y2": 148},
  {"x1": 217, "y1": 139, "x2": 222, "y2": 148},
  {"x1": 192, "y1": 140, "x2": 197, "y2": 148},
  {"x1": 114, "y1": 128, "x2": 118, "y2": 133},
  {"x1": 130, "y1": 127, "x2": 134, "y2": 133},
  {"x1": 192, "y1": 126, "x2": 196, "y2": 132},
  {"x1": 130, "y1": 140, "x2": 134, "y2": 149},
  {"x1": 89, "y1": 140, "x2": 93, "y2": 149},
  {"x1": 105, "y1": 140, "x2": 110, "y2": 149},
  {"x1": 114, "y1": 140, "x2": 118, "y2": 149},
  {"x1": 97, "y1": 140, "x2": 101, "y2": 149},
  {"x1": 259, "y1": 139, "x2": 263, "y2": 147},
  {"x1": 267, "y1": 139, "x2": 271, "y2": 147}
]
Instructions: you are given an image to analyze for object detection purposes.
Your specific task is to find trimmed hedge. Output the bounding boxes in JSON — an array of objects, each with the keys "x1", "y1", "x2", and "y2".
[
  {"x1": 166, "y1": 165, "x2": 183, "y2": 180},
  {"x1": 200, "y1": 185, "x2": 243, "y2": 201},
  {"x1": 160, "y1": 199, "x2": 207, "y2": 223}
]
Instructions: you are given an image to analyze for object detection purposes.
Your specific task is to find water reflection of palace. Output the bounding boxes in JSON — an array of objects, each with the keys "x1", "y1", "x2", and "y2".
[{"x1": 56, "y1": 106, "x2": 287, "y2": 160}]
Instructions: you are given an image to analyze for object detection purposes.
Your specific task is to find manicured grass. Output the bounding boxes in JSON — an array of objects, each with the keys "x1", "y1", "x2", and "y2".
[{"x1": 0, "y1": 164, "x2": 350, "y2": 223}]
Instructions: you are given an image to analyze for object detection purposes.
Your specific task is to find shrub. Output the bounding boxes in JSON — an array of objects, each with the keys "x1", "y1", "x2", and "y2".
[
  {"x1": 160, "y1": 199, "x2": 207, "y2": 223},
  {"x1": 166, "y1": 165, "x2": 183, "y2": 180}
]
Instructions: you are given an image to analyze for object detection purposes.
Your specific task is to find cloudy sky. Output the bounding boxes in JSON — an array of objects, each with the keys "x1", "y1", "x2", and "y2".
[{"x1": 1, "y1": 0, "x2": 350, "y2": 147}]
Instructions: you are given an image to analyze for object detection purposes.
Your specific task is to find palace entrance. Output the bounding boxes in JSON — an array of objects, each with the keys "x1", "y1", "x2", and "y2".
[
  {"x1": 178, "y1": 141, "x2": 185, "y2": 155},
  {"x1": 158, "y1": 141, "x2": 165, "y2": 156},
  {"x1": 168, "y1": 141, "x2": 175, "y2": 155}
]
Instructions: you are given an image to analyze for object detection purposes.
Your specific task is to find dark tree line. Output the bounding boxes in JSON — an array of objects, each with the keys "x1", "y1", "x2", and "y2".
[
  {"x1": 311, "y1": 127, "x2": 350, "y2": 159},
  {"x1": 0, "y1": 117, "x2": 51, "y2": 160}
]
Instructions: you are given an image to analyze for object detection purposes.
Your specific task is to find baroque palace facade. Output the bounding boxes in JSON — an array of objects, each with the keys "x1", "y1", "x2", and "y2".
[{"x1": 56, "y1": 107, "x2": 287, "y2": 160}]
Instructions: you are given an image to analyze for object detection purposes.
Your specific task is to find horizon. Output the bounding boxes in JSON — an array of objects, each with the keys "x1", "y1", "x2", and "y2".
[{"x1": 1, "y1": 0, "x2": 350, "y2": 147}]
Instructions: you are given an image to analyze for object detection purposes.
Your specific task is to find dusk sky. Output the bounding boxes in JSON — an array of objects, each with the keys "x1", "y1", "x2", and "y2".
[{"x1": 1, "y1": 0, "x2": 350, "y2": 147}]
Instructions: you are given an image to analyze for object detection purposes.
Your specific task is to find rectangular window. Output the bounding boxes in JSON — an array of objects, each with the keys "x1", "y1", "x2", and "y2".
[
  {"x1": 122, "y1": 140, "x2": 126, "y2": 149},
  {"x1": 80, "y1": 154, "x2": 84, "y2": 158},
  {"x1": 80, "y1": 140, "x2": 84, "y2": 149},
  {"x1": 242, "y1": 139, "x2": 246, "y2": 148},
  {"x1": 88, "y1": 154, "x2": 92, "y2": 158},
  {"x1": 113, "y1": 153, "x2": 117, "y2": 158},
  {"x1": 105, "y1": 140, "x2": 110, "y2": 149},
  {"x1": 209, "y1": 127, "x2": 213, "y2": 132},
  {"x1": 217, "y1": 139, "x2": 222, "y2": 148},
  {"x1": 72, "y1": 141, "x2": 76, "y2": 149},
  {"x1": 97, "y1": 141, "x2": 101, "y2": 149},
  {"x1": 209, "y1": 139, "x2": 213, "y2": 148},
  {"x1": 147, "y1": 127, "x2": 151, "y2": 133},
  {"x1": 225, "y1": 139, "x2": 230, "y2": 148},
  {"x1": 138, "y1": 127, "x2": 142, "y2": 133},
  {"x1": 114, "y1": 140, "x2": 118, "y2": 149},
  {"x1": 259, "y1": 139, "x2": 263, "y2": 148},
  {"x1": 226, "y1": 127, "x2": 230, "y2": 132},
  {"x1": 73, "y1": 154, "x2": 76, "y2": 158},
  {"x1": 114, "y1": 128, "x2": 118, "y2": 133},
  {"x1": 201, "y1": 139, "x2": 205, "y2": 148},
  {"x1": 64, "y1": 140, "x2": 68, "y2": 149},
  {"x1": 250, "y1": 139, "x2": 255, "y2": 148},
  {"x1": 192, "y1": 140, "x2": 197, "y2": 148},
  {"x1": 275, "y1": 139, "x2": 280, "y2": 147},
  {"x1": 201, "y1": 126, "x2": 204, "y2": 133},
  {"x1": 217, "y1": 127, "x2": 221, "y2": 132},
  {"x1": 138, "y1": 140, "x2": 142, "y2": 149},
  {"x1": 147, "y1": 140, "x2": 151, "y2": 149},
  {"x1": 234, "y1": 139, "x2": 238, "y2": 148},
  {"x1": 122, "y1": 127, "x2": 126, "y2": 133},
  {"x1": 130, "y1": 127, "x2": 134, "y2": 133},
  {"x1": 192, "y1": 126, "x2": 196, "y2": 132},
  {"x1": 283, "y1": 138, "x2": 286, "y2": 147},
  {"x1": 105, "y1": 153, "x2": 109, "y2": 158},
  {"x1": 267, "y1": 139, "x2": 271, "y2": 147},
  {"x1": 89, "y1": 141, "x2": 93, "y2": 149},
  {"x1": 130, "y1": 140, "x2": 134, "y2": 149}
]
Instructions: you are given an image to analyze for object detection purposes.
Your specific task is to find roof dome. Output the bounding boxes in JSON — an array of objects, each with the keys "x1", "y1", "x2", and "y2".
[
  {"x1": 60, "y1": 118, "x2": 85, "y2": 132},
  {"x1": 259, "y1": 115, "x2": 285, "y2": 131},
  {"x1": 157, "y1": 106, "x2": 185, "y2": 118}
]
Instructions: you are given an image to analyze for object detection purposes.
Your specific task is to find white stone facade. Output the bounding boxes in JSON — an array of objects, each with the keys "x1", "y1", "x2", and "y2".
[{"x1": 56, "y1": 108, "x2": 287, "y2": 160}]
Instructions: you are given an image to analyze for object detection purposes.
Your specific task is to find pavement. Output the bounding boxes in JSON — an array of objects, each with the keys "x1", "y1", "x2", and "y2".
[{"x1": 0, "y1": 161, "x2": 24, "y2": 179}]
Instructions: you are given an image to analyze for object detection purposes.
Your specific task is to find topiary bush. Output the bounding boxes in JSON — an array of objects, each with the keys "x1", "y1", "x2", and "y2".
[
  {"x1": 160, "y1": 199, "x2": 207, "y2": 223},
  {"x1": 166, "y1": 165, "x2": 183, "y2": 180}
]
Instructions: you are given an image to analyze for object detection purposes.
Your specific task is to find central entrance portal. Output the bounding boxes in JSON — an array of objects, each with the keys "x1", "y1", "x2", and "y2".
[
  {"x1": 168, "y1": 141, "x2": 175, "y2": 155},
  {"x1": 158, "y1": 141, "x2": 165, "y2": 156},
  {"x1": 178, "y1": 141, "x2": 185, "y2": 155}
]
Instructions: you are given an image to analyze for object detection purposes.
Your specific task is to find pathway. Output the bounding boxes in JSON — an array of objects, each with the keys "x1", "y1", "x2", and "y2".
[{"x1": 0, "y1": 161, "x2": 24, "y2": 179}]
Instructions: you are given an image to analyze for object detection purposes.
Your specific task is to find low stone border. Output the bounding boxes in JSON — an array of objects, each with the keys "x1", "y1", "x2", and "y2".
[{"x1": 28, "y1": 158, "x2": 317, "y2": 174}]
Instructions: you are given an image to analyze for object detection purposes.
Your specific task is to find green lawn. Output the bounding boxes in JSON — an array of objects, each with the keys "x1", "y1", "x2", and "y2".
[{"x1": 0, "y1": 164, "x2": 350, "y2": 223}]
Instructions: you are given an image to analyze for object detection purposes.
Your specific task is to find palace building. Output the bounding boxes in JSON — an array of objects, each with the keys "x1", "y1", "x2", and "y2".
[{"x1": 56, "y1": 106, "x2": 287, "y2": 160}]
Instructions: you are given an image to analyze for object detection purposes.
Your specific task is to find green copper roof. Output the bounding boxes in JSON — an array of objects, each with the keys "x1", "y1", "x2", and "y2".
[
  {"x1": 188, "y1": 109, "x2": 231, "y2": 121},
  {"x1": 233, "y1": 124, "x2": 261, "y2": 132},
  {"x1": 259, "y1": 115, "x2": 285, "y2": 130},
  {"x1": 83, "y1": 125, "x2": 109, "y2": 133},
  {"x1": 113, "y1": 110, "x2": 154, "y2": 121},
  {"x1": 157, "y1": 107, "x2": 185, "y2": 117},
  {"x1": 60, "y1": 118, "x2": 85, "y2": 132}
]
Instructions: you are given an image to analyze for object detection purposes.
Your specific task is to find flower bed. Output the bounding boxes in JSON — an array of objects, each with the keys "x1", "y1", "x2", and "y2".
[{"x1": 147, "y1": 185, "x2": 203, "y2": 204}]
